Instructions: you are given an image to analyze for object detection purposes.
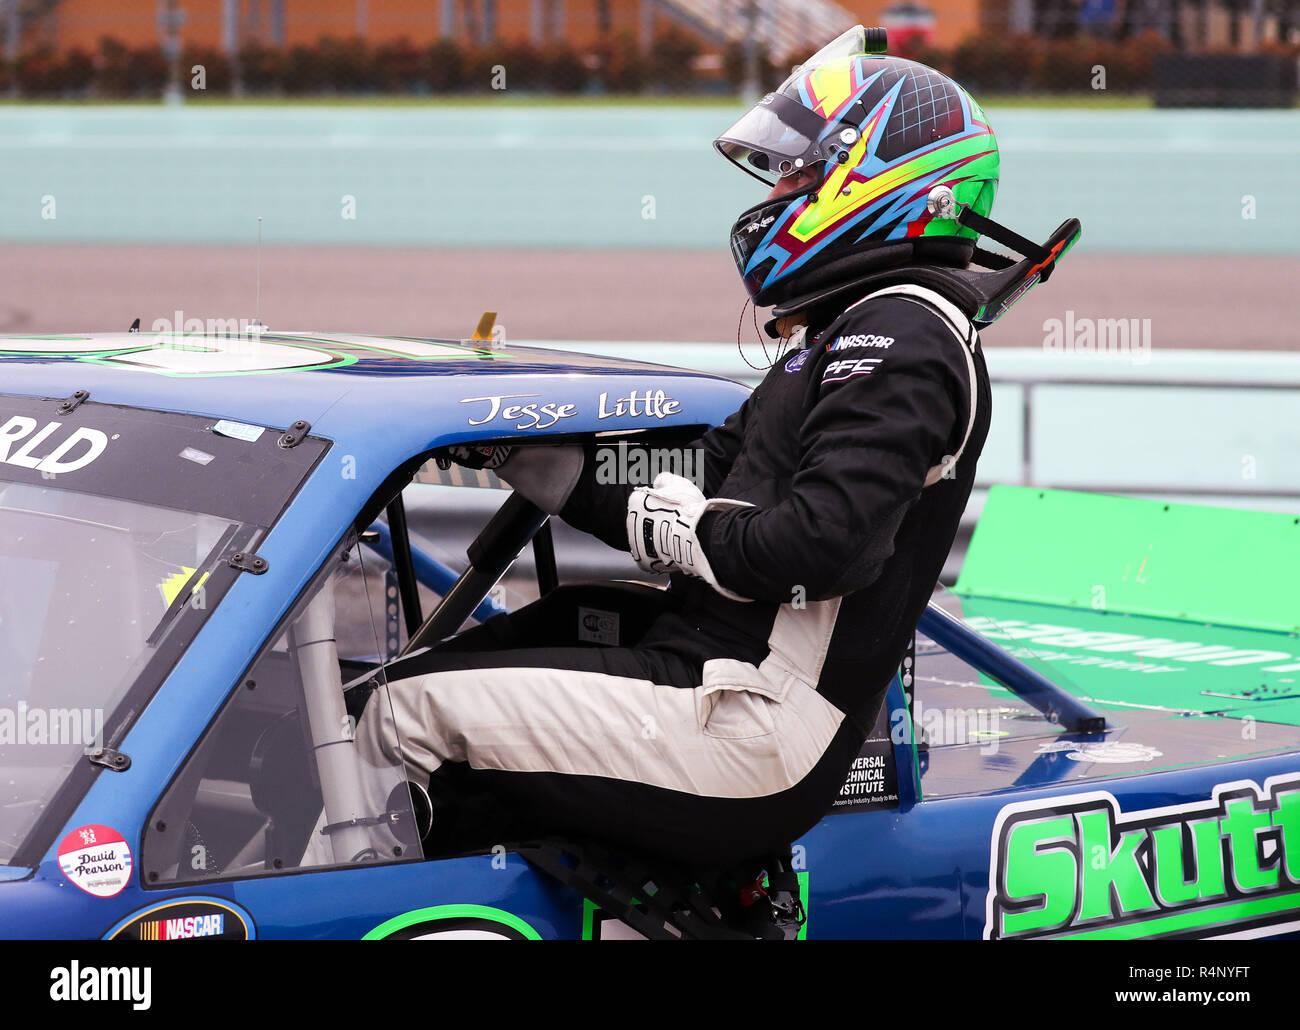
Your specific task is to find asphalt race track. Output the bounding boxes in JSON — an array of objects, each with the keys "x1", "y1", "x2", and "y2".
[
  {"x1": 2, "y1": 243, "x2": 1295, "y2": 351},
  {"x1": 3, "y1": 105, "x2": 1295, "y2": 350}
]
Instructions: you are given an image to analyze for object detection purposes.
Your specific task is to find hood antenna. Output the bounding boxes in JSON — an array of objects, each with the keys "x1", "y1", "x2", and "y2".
[{"x1": 250, "y1": 216, "x2": 267, "y2": 334}]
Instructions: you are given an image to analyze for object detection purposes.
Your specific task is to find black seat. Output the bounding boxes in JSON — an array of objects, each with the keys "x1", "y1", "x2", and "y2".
[{"x1": 434, "y1": 580, "x2": 680, "y2": 654}]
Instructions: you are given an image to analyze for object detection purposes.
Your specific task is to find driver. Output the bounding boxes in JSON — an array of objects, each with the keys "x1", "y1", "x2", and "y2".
[{"x1": 344, "y1": 26, "x2": 1073, "y2": 870}]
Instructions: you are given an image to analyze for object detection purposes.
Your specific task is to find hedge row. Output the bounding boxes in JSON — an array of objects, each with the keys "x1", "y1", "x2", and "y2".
[
  {"x1": 917, "y1": 30, "x2": 1182, "y2": 92},
  {"x1": 0, "y1": 31, "x2": 688, "y2": 97},
  {"x1": 2, "y1": 29, "x2": 1296, "y2": 97}
]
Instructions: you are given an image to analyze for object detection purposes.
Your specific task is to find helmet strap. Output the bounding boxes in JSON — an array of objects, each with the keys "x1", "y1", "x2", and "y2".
[{"x1": 955, "y1": 206, "x2": 1054, "y2": 280}]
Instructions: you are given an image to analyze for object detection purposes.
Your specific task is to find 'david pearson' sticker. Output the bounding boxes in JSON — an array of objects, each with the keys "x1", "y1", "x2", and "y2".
[{"x1": 57, "y1": 825, "x2": 133, "y2": 898}]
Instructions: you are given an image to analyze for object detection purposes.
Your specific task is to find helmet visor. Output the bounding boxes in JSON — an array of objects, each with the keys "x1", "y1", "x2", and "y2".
[
  {"x1": 713, "y1": 25, "x2": 873, "y2": 186},
  {"x1": 715, "y1": 100, "x2": 819, "y2": 185},
  {"x1": 714, "y1": 91, "x2": 856, "y2": 186}
]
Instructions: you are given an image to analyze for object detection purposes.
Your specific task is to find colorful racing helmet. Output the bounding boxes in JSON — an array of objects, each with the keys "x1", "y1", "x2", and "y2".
[{"x1": 715, "y1": 26, "x2": 1000, "y2": 308}]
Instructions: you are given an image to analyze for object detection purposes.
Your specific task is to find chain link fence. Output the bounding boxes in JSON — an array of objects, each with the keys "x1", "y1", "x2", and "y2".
[{"x1": 0, "y1": 0, "x2": 1297, "y2": 101}]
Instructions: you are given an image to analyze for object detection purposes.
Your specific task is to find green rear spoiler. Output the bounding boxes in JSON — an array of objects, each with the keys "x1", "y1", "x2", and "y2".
[{"x1": 955, "y1": 487, "x2": 1300, "y2": 635}]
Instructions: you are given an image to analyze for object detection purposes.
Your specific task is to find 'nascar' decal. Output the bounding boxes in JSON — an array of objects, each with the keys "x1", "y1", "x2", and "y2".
[
  {"x1": 0, "y1": 416, "x2": 108, "y2": 475},
  {"x1": 822, "y1": 357, "x2": 882, "y2": 384},
  {"x1": 104, "y1": 898, "x2": 255, "y2": 940},
  {"x1": 985, "y1": 774, "x2": 1300, "y2": 940},
  {"x1": 142, "y1": 913, "x2": 222, "y2": 940},
  {"x1": 57, "y1": 825, "x2": 133, "y2": 898},
  {"x1": 362, "y1": 904, "x2": 543, "y2": 940},
  {"x1": 828, "y1": 333, "x2": 895, "y2": 351}
]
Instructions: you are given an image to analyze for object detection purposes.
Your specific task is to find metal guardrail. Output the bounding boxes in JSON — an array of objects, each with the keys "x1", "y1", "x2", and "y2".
[
  {"x1": 402, "y1": 342, "x2": 1300, "y2": 590},
  {"x1": 521, "y1": 341, "x2": 1300, "y2": 509},
  {"x1": 1002, "y1": 375, "x2": 1300, "y2": 501}
]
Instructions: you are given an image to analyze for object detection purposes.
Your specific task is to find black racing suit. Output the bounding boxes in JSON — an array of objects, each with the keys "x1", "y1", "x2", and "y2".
[{"x1": 376, "y1": 282, "x2": 991, "y2": 867}]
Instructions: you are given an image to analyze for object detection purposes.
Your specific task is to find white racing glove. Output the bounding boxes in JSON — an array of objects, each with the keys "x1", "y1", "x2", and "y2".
[{"x1": 626, "y1": 472, "x2": 755, "y2": 602}]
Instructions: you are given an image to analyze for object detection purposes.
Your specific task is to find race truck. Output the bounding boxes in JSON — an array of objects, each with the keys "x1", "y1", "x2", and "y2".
[{"x1": 0, "y1": 326, "x2": 1297, "y2": 940}]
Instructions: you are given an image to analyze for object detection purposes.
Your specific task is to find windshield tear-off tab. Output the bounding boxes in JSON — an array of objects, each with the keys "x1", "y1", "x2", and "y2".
[
  {"x1": 278, "y1": 419, "x2": 311, "y2": 448},
  {"x1": 56, "y1": 389, "x2": 90, "y2": 415},
  {"x1": 84, "y1": 747, "x2": 131, "y2": 772},
  {"x1": 226, "y1": 551, "x2": 270, "y2": 575}
]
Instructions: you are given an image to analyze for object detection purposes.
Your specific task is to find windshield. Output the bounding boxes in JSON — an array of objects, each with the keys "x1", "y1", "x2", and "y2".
[
  {"x1": 0, "y1": 484, "x2": 245, "y2": 864},
  {"x1": 0, "y1": 394, "x2": 329, "y2": 866}
]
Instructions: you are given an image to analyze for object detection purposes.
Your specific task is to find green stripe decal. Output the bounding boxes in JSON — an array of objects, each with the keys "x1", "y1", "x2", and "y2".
[
  {"x1": 1051, "y1": 889, "x2": 1300, "y2": 940},
  {"x1": 362, "y1": 904, "x2": 543, "y2": 940},
  {"x1": 797, "y1": 871, "x2": 809, "y2": 941}
]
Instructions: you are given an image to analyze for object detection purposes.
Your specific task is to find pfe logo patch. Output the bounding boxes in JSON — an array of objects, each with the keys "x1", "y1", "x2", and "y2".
[{"x1": 822, "y1": 357, "x2": 883, "y2": 384}]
